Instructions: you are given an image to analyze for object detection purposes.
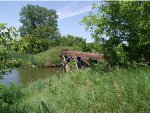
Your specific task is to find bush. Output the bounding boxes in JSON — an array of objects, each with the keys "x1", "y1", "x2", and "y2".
[
  {"x1": 16, "y1": 36, "x2": 51, "y2": 54},
  {"x1": 90, "y1": 61, "x2": 111, "y2": 73},
  {"x1": 0, "y1": 83, "x2": 23, "y2": 113}
]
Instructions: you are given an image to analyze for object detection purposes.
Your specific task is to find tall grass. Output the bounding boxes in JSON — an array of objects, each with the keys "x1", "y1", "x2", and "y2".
[
  {"x1": 7, "y1": 50, "x2": 34, "y2": 63},
  {"x1": 7, "y1": 46, "x2": 73, "y2": 66},
  {"x1": 4, "y1": 67, "x2": 150, "y2": 113},
  {"x1": 33, "y1": 46, "x2": 73, "y2": 65}
]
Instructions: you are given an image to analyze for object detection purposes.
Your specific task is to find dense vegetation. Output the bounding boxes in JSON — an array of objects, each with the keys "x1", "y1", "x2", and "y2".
[
  {"x1": 81, "y1": 1, "x2": 150, "y2": 66},
  {"x1": 15, "y1": 34, "x2": 87, "y2": 54},
  {"x1": 19, "y1": 4, "x2": 58, "y2": 38},
  {"x1": 0, "y1": 23, "x2": 21, "y2": 77},
  {"x1": 1, "y1": 67, "x2": 150, "y2": 113},
  {"x1": 0, "y1": 4, "x2": 88, "y2": 77},
  {"x1": 7, "y1": 46, "x2": 73, "y2": 66},
  {"x1": 1, "y1": 1, "x2": 150, "y2": 113}
]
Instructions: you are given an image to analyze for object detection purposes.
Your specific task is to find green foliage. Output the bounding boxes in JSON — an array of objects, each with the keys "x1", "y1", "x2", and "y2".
[
  {"x1": 7, "y1": 50, "x2": 34, "y2": 67},
  {"x1": 0, "y1": 49, "x2": 9, "y2": 77},
  {"x1": 0, "y1": 83, "x2": 23, "y2": 113},
  {"x1": 19, "y1": 36, "x2": 51, "y2": 54},
  {"x1": 33, "y1": 46, "x2": 74, "y2": 65},
  {"x1": 0, "y1": 23, "x2": 18, "y2": 50},
  {"x1": 90, "y1": 61, "x2": 110, "y2": 73},
  {"x1": 19, "y1": 4, "x2": 58, "y2": 40},
  {"x1": 0, "y1": 23, "x2": 19, "y2": 78},
  {"x1": 18, "y1": 4, "x2": 60, "y2": 54},
  {"x1": 58, "y1": 35, "x2": 87, "y2": 51},
  {"x1": 81, "y1": 1, "x2": 150, "y2": 66},
  {"x1": 9, "y1": 39, "x2": 20, "y2": 52},
  {"x1": 0, "y1": 49, "x2": 22, "y2": 78},
  {"x1": 7, "y1": 46, "x2": 74, "y2": 66},
  {"x1": 85, "y1": 42, "x2": 102, "y2": 53},
  {"x1": 2, "y1": 67, "x2": 150, "y2": 113}
]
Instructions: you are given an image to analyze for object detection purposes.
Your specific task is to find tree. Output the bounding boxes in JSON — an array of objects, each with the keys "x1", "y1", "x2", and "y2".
[
  {"x1": 19, "y1": 4, "x2": 58, "y2": 40},
  {"x1": 0, "y1": 23, "x2": 20, "y2": 78},
  {"x1": 18, "y1": 36, "x2": 51, "y2": 54},
  {"x1": 58, "y1": 35, "x2": 87, "y2": 51},
  {"x1": 81, "y1": 1, "x2": 150, "y2": 66}
]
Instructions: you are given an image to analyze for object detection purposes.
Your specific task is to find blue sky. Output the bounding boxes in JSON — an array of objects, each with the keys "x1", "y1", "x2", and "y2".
[{"x1": 0, "y1": 1, "x2": 98, "y2": 42}]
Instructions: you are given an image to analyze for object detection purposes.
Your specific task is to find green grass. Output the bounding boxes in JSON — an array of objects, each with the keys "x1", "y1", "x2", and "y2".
[
  {"x1": 33, "y1": 46, "x2": 73, "y2": 65},
  {"x1": 6, "y1": 67, "x2": 150, "y2": 113},
  {"x1": 7, "y1": 50, "x2": 33, "y2": 63},
  {"x1": 7, "y1": 46, "x2": 73, "y2": 66}
]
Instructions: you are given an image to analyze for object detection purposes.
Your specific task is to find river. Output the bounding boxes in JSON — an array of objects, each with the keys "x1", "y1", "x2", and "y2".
[{"x1": 1, "y1": 68, "x2": 59, "y2": 86}]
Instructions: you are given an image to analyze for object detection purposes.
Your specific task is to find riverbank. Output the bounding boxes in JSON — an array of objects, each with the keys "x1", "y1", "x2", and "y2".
[
  {"x1": 1, "y1": 67, "x2": 150, "y2": 113},
  {"x1": 7, "y1": 46, "x2": 73, "y2": 67}
]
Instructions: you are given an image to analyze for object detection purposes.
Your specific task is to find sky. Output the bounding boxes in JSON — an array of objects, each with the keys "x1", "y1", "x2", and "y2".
[{"x1": 0, "y1": 1, "x2": 99, "y2": 42}]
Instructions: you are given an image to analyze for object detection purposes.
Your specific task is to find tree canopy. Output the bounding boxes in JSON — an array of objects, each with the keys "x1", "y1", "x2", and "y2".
[
  {"x1": 58, "y1": 35, "x2": 86, "y2": 51},
  {"x1": 19, "y1": 4, "x2": 58, "y2": 40},
  {"x1": 0, "y1": 23, "x2": 20, "y2": 77},
  {"x1": 81, "y1": 1, "x2": 150, "y2": 66}
]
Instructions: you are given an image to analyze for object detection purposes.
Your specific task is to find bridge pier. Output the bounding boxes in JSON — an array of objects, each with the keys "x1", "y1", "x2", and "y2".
[{"x1": 60, "y1": 50, "x2": 104, "y2": 72}]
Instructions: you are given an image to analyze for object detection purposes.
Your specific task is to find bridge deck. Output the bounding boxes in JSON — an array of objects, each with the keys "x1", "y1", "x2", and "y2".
[
  {"x1": 61, "y1": 50, "x2": 105, "y2": 72},
  {"x1": 62, "y1": 50, "x2": 104, "y2": 61}
]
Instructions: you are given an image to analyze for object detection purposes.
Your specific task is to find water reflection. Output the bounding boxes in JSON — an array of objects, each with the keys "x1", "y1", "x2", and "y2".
[
  {"x1": 1, "y1": 68, "x2": 59, "y2": 86},
  {"x1": 1, "y1": 69, "x2": 21, "y2": 85}
]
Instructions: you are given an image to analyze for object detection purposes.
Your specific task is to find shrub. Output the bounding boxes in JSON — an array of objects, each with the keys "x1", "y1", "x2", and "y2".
[{"x1": 0, "y1": 83, "x2": 23, "y2": 113}]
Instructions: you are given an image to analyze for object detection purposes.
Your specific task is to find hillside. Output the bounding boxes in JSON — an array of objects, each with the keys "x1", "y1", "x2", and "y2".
[{"x1": 7, "y1": 46, "x2": 74, "y2": 66}]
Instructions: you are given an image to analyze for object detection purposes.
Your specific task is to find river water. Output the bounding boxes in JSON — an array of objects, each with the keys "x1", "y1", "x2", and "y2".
[{"x1": 1, "y1": 68, "x2": 59, "y2": 86}]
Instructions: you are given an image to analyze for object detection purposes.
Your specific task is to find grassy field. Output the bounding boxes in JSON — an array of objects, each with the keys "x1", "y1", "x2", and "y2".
[
  {"x1": 7, "y1": 46, "x2": 73, "y2": 66},
  {"x1": 3, "y1": 67, "x2": 150, "y2": 113}
]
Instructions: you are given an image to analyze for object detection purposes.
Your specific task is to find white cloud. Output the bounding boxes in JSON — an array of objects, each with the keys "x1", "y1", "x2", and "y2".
[{"x1": 57, "y1": 2, "x2": 92, "y2": 20}]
